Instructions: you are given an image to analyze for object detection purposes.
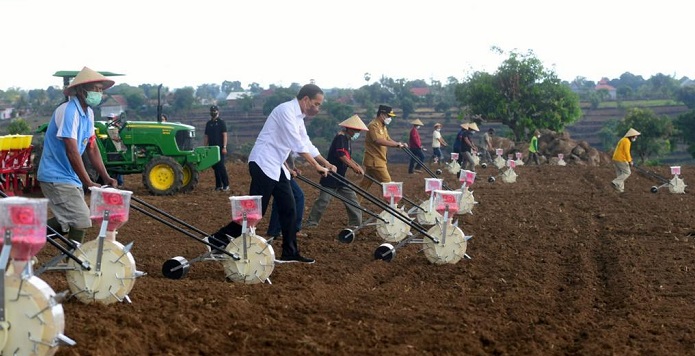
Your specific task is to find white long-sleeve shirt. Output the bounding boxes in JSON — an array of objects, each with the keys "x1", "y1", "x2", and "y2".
[{"x1": 248, "y1": 98, "x2": 320, "y2": 181}]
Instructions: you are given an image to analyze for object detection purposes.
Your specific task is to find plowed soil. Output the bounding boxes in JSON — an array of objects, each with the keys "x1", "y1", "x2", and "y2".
[{"x1": 35, "y1": 161, "x2": 694, "y2": 355}]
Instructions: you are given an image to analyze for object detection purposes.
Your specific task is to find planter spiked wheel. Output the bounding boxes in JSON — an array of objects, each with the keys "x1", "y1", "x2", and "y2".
[
  {"x1": 374, "y1": 190, "x2": 472, "y2": 264},
  {"x1": 636, "y1": 165, "x2": 687, "y2": 194},
  {"x1": 66, "y1": 237, "x2": 141, "y2": 304},
  {"x1": 65, "y1": 187, "x2": 145, "y2": 304},
  {"x1": 158, "y1": 195, "x2": 275, "y2": 284},
  {"x1": 0, "y1": 197, "x2": 76, "y2": 355}
]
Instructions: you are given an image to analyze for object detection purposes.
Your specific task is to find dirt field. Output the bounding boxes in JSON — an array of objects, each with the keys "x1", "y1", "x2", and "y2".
[{"x1": 34, "y1": 161, "x2": 694, "y2": 355}]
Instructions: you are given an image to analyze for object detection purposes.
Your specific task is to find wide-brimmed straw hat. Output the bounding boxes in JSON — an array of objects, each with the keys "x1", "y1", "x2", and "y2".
[
  {"x1": 460, "y1": 123, "x2": 469, "y2": 129},
  {"x1": 410, "y1": 119, "x2": 424, "y2": 126},
  {"x1": 64, "y1": 66, "x2": 115, "y2": 96},
  {"x1": 434, "y1": 122, "x2": 442, "y2": 128},
  {"x1": 468, "y1": 122, "x2": 480, "y2": 132},
  {"x1": 623, "y1": 128, "x2": 641, "y2": 138},
  {"x1": 339, "y1": 114, "x2": 369, "y2": 131}
]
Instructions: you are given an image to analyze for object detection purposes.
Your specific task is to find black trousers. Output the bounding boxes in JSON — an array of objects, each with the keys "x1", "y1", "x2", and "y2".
[
  {"x1": 211, "y1": 161, "x2": 299, "y2": 257},
  {"x1": 213, "y1": 151, "x2": 230, "y2": 188}
]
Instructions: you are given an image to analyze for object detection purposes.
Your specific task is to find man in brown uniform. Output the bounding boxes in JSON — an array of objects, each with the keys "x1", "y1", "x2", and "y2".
[{"x1": 359, "y1": 105, "x2": 407, "y2": 195}]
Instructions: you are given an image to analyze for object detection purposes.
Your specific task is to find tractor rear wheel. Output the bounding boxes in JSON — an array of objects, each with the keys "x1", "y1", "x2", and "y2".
[
  {"x1": 180, "y1": 162, "x2": 199, "y2": 194},
  {"x1": 143, "y1": 156, "x2": 183, "y2": 195}
]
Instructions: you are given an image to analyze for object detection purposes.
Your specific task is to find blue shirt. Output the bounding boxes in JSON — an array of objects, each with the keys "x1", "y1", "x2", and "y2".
[
  {"x1": 38, "y1": 97, "x2": 95, "y2": 186},
  {"x1": 248, "y1": 98, "x2": 320, "y2": 181}
]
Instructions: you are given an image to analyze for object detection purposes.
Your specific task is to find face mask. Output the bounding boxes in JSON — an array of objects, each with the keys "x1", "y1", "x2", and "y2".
[
  {"x1": 85, "y1": 91, "x2": 103, "y2": 107},
  {"x1": 351, "y1": 132, "x2": 360, "y2": 141},
  {"x1": 436, "y1": 128, "x2": 441, "y2": 132},
  {"x1": 384, "y1": 117, "x2": 392, "y2": 125}
]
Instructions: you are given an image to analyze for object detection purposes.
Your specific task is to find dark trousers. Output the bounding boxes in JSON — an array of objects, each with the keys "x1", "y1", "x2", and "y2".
[
  {"x1": 267, "y1": 178, "x2": 304, "y2": 236},
  {"x1": 213, "y1": 151, "x2": 230, "y2": 188},
  {"x1": 211, "y1": 162, "x2": 299, "y2": 258},
  {"x1": 408, "y1": 147, "x2": 425, "y2": 173}
]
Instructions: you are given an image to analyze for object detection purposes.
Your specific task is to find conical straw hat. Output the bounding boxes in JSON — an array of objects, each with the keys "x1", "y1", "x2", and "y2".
[
  {"x1": 468, "y1": 122, "x2": 480, "y2": 131},
  {"x1": 339, "y1": 114, "x2": 369, "y2": 131},
  {"x1": 623, "y1": 128, "x2": 641, "y2": 138},
  {"x1": 460, "y1": 122, "x2": 469, "y2": 129},
  {"x1": 64, "y1": 66, "x2": 115, "y2": 96},
  {"x1": 410, "y1": 118, "x2": 424, "y2": 126}
]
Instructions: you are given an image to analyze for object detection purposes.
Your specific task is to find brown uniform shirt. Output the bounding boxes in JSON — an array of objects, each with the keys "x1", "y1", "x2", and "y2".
[{"x1": 363, "y1": 118, "x2": 391, "y2": 168}]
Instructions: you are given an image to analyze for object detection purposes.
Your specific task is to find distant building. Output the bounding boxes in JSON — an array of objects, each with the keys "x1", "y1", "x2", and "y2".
[
  {"x1": 1, "y1": 107, "x2": 14, "y2": 120},
  {"x1": 410, "y1": 87, "x2": 430, "y2": 97},
  {"x1": 594, "y1": 78, "x2": 617, "y2": 100},
  {"x1": 100, "y1": 94, "x2": 127, "y2": 118}
]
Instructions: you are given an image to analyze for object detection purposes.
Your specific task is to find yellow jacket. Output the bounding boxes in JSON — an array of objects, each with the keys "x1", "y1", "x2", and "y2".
[{"x1": 612, "y1": 137, "x2": 632, "y2": 163}]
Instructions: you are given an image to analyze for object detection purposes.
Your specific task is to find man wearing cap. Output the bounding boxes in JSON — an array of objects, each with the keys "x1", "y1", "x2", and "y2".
[
  {"x1": 38, "y1": 66, "x2": 118, "y2": 244},
  {"x1": 431, "y1": 123, "x2": 447, "y2": 165},
  {"x1": 207, "y1": 84, "x2": 336, "y2": 264},
  {"x1": 408, "y1": 118, "x2": 425, "y2": 174},
  {"x1": 611, "y1": 128, "x2": 641, "y2": 193},
  {"x1": 204, "y1": 105, "x2": 230, "y2": 192},
  {"x1": 306, "y1": 114, "x2": 368, "y2": 228},
  {"x1": 359, "y1": 105, "x2": 406, "y2": 194}
]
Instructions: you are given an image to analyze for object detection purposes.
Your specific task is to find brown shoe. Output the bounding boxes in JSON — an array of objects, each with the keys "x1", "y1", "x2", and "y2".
[{"x1": 296, "y1": 232, "x2": 308, "y2": 238}]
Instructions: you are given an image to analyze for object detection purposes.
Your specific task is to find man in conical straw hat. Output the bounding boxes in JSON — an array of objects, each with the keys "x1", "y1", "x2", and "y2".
[
  {"x1": 306, "y1": 114, "x2": 368, "y2": 229},
  {"x1": 408, "y1": 118, "x2": 426, "y2": 174},
  {"x1": 459, "y1": 122, "x2": 479, "y2": 172},
  {"x1": 611, "y1": 128, "x2": 641, "y2": 193},
  {"x1": 38, "y1": 66, "x2": 118, "y2": 244}
]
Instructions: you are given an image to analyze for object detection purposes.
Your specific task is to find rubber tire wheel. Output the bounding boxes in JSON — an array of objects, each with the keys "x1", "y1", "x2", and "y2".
[
  {"x1": 180, "y1": 162, "x2": 200, "y2": 194},
  {"x1": 143, "y1": 156, "x2": 184, "y2": 195}
]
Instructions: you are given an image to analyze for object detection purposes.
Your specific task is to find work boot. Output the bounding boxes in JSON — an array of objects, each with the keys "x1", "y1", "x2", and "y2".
[
  {"x1": 46, "y1": 217, "x2": 65, "y2": 236},
  {"x1": 67, "y1": 228, "x2": 86, "y2": 244}
]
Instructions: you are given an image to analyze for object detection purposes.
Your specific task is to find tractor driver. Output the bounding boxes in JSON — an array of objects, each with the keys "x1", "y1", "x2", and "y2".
[{"x1": 38, "y1": 66, "x2": 118, "y2": 244}]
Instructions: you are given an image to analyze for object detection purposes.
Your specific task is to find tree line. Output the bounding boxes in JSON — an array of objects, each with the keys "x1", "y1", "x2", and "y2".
[{"x1": 2, "y1": 49, "x2": 694, "y2": 162}]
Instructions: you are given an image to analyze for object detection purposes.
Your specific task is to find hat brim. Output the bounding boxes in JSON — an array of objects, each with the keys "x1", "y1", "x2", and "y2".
[{"x1": 63, "y1": 79, "x2": 115, "y2": 96}]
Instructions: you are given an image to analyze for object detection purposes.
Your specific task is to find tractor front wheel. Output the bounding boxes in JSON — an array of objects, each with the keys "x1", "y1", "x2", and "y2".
[
  {"x1": 180, "y1": 162, "x2": 200, "y2": 194},
  {"x1": 143, "y1": 156, "x2": 183, "y2": 195}
]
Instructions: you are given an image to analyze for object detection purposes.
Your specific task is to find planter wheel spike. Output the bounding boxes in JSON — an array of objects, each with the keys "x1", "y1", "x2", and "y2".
[
  {"x1": 66, "y1": 239, "x2": 139, "y2": 304},
  {"x1": 423, "y1": 225, "x2": 468, "y2": 265},
  {"x1": 221, "y1": 232, "x2": 275, "y2": 284},
  {"x1": 2, "y1": 273, "x2": 74, "y2": 354}
]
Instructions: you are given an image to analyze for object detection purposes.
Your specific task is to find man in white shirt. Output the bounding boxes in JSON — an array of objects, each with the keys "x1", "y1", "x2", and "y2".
[
  {"x1": 209, "y1": 84, "x2": 335, "y2": 264},
  {"x1": 431, "y1": 122, "x2": 447, "y2": 165}
]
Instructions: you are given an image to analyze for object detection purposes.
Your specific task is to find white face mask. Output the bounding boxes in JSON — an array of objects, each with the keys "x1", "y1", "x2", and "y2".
[
  {"x1": 384, "y1": 117, "x2": 392, "y2": 125},
  {"x1": 351, "y1": 132, "x2": 360, "y2": 141}
]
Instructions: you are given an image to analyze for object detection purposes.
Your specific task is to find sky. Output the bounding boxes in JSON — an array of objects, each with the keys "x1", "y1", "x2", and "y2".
[{"x1": 1, "y1": 0, "x2": 691, "y2": 92}]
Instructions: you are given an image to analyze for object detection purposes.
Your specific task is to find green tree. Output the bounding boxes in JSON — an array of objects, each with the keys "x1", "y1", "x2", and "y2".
[
  {"x1": 616, "y1": 107, "x2": 673, "y2": 163},
  {"x1": 674, "y1": 110, "x2": 695, "y2": 158},
  {"x1": 7, "y1": 118, "x2": 31, "y2": 134},
  {"x1": 455, "y1": 49, "x2": 581, "y2": 141},
  {"x1": 676, "y1": 85, "x2": 695, "y2": 109},
  {"x1": 172, "y1": 87, "x2": 195, "y2": 112},
  {"x1": 121, "y1": 86, "x2": 146, "y2": 111},
  {"x1": 196, "y1": 83, "x2": 220, "y2": 102},
  {"x1": 237, "y1": 94, "x2": 254, "y2": 117},
  {"x1": 262, "y1": 87, "x2": 295, "y2": 116},
  {"x1": 222, "y1": 81, "x2": 243, "y2": 93}
]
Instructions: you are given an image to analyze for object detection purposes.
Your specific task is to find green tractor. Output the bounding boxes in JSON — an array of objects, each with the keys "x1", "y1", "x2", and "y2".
[{"x1": 38, "y1": 70, "x2": 220, "y2": 196}]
